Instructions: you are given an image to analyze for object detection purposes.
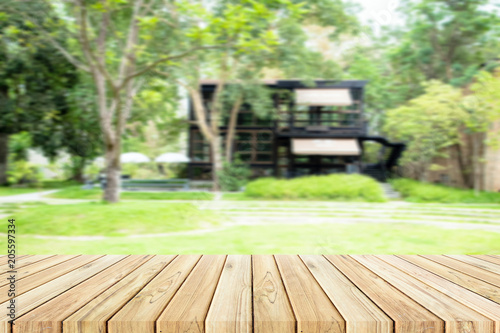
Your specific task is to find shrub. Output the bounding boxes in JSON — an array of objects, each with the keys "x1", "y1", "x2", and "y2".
[
  {"x1": 217, "y1": 162, "x2": 251, "y2": 191},
  {"x1": 244, "y1": 174, "x2": 386, "y2": 202},
  {"x1": 390, "y1": 178, "x2": 500, "y2": 203},
  {"x1": 7, "y1": 161, "x2": 43, "y2": 187}
]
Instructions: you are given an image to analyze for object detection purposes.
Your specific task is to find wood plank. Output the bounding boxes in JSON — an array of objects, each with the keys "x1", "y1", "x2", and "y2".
[
  {"x1": 380, "y1": 255, "x2": 500, "y2": 333},
  {"x1": 108, "y1": 255, "x2": 201, "y2": 333},
  {"x1": 63, "y1": 255, "x2": 174, "y2": 333},
  {"x1": 0, "y1": 255, "x2": 123, "y2": 333},
  {"x1": 352, "y1": 255, "x2": 494, "y2": 333},
  {"x1": 0, "y1": 255, "x2": 77, "y2": 288},
  {"x1": 422, "y1": 255, "x2": 500, "y2": 288},
  {"x1": 275, "y1": 255, "x2": 345, "y2": 333},
  {"x1": 0, "y1": 255, "x2": 33, "y2": 267},
  {"x1": 446, "y1": 255, "x2": 500, "y2": 275},
  {"x1": 252, "y1": 255, "x2": 295, "y2": 333},
  {"x1": 206, "y1": 255, "x2": 252, "y2": 333},
  {"x1": 397, "y1": 255, "x2": 500, "y2": 305},
  {"x1": 14, "y1": 255, "x2": 153, "y2": 333},
  {"x1": 472, "y1": 256, "x2": 500, "y2": 267},
  {"x1": 301, "y1": 255, "x2": 392, "y2": 333},
  {"x1": 325, "y1": 255, "x2": 443, "y2": 333},
  {"x1": 0, "y1": 255, "x2": 103, "y2": 303},
  {"x1": 0, "y1": 255, "x2": 50, "y2": 274},
  {"x1": 156, "y1": 255, "x2": 226, "y2": 333}
]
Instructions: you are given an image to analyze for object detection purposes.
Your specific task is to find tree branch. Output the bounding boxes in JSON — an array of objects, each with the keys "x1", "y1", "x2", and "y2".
[
  {"x1": 120, "y1": 44, "x2": 227, "y2": 87},
  {"x1": 8, "y1": 8, "x2": 90, "y2": 72}
]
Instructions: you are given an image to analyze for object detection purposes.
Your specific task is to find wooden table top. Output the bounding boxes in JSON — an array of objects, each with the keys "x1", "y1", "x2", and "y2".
[{"x1": 1, "y1": 255, "x2": 500, "y2": 333}]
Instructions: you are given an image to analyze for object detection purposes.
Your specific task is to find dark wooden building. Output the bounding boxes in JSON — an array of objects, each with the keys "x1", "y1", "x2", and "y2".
[{"x1": 187, "y1": 80, "x2": 405, "y2": 181}]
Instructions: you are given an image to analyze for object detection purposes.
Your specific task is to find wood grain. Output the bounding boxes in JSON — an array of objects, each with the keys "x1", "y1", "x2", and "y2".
[
  {"x1": 301, "y1": 255, "x2": 392, "y2": 333},
  {"x1": 472, "y1": 255, "x2": 500, "y2": 266},
  {"x1": 446, "y1": 255, "x2": 500, "y2": 275},
  {"x1": 252, "y1": 255, "x2": 295, "y2": 333},
  {"x1": 14, "y1": 255, "x2": 152, "y2": 333},
  {"x1": 353, "y1": 255, "x2": 494, "y2": 333},
  {"x1": 0, "y1": 255, "x2": 50, "y2": 274},
  {"x1": 156, "y1": 255, "x2": 226, "y2": 333},
  {"x1": 63, "y1": 255, "x2": 175, "y2": 333},
  {"x1": 275, "y1": 255, "x2": 345, "y2": 333},
  {"x1": 382, "y1": 255, "x2": 500, "y2": 333},
  {"x1": 325, "y1": 255, "x2": 443, "y2": 333},
  {"x1": 206, "y1": 255, "x2": 252, "y2": 333},
  {"x1": 422, "y1": 255, "x2": 500, "y2": 288},
  {"x1": 0, "y1": 255, "x2": 497, "y2": 333},
  {"x1": 0, "y1": 255, "x2": 77, "y2": 288},
  {"x1": 0, "y1": 255, "x2": 103, "y2": 303},
  {"x1": 0, "y1": 255, "x2": 123, "y2": 333},
  {"x1": 108, "y1": 255, "x2": 201, "y2": 333},
  {"x1": 399, "y1": 255, "x2": 500, "y2": 304}
]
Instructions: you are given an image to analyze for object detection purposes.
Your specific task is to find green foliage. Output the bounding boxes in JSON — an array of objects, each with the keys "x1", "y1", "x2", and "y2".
[
  {"x1": 390, "y1": 178, "x2": 500, "y2": 203},
  {"x1": 244, "y1": 174, "x2": 385, "y2": 201},
  {"x1": 7, "y1": 160, "x2": 43, "y2": 186},
  {"x1": 217, "y1": 161, "x2": 251, "y2": 191},
  {"x1": 8, "y1": 132, "x2": 31, "y2": 161},
  {"x1": 388, "y1": 0, "x2": 500, "y2": 87},
  {"x1": 361, "y1": 141, "x2": 383, "y2": 164},
  {"x1": 466, "y1": 70, "x2": 500, "y2": 135},
  {"x1": 384, "y1": 80, "x2": 467, "y2": 178}
]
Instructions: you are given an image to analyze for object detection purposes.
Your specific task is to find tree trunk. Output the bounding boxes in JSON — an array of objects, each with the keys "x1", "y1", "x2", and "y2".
[
  {"x1": 211, "y1": 136, "x2": 223, "y2": 191},
  {"x1": 454, "y1": 143, "x2": 472, "y2": 188},
  {"x1": 472, "y1": 132, "x2": 481, "y2": 195},
  {"x1": 0, "y1": 133, "x2": 8, "y2": 186},
  {"x1": 103, "y1": 141, "x2": 121, "y2": 202}
]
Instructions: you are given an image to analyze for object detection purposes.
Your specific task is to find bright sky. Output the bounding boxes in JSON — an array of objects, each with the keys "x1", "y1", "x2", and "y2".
[
  {"x1": 351, "y1": 0, "x2": 404, "y2": 30},
  {"x1": 352, "y1": 0, "x2": 500, "y2": 29}
]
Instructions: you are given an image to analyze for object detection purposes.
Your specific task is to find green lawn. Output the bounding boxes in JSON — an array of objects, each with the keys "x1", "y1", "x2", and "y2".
[
  {"x1": 0, "y1": 187, "x2": 44, "y2": 196},
  {"x1": 49, "y1": 186, "x2": 214, "y2": 200},
  {"x1": 0, "y1": 181, "x2": 82, "y2": 196},
  {"x1": 390, "y1": 178, "x2": 500, "y2": 203},
  {"x1": 7, "y1": 223, "x2": 500, "y2": 254},
  {"x1": 8, "y1": 202, "x2": 221, "y2": 236}
]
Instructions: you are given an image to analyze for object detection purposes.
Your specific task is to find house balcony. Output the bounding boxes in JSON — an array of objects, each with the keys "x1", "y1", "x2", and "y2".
[{"x1": 275, "y1": 119, "x2": 368, "y2": 138}]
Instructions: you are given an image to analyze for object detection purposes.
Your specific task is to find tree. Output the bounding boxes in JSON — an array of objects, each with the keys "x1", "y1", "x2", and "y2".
[
  {"x1": 384, "y1": 80, "x2": 467, "y2": 181},
  {"x1": 158, "y1": 0, "x2": 358, "y2": 189},
  {"x1": 30, "y1": 75, "x2": 103, "y2": 182},
  {"x1": 5, "y1": 0, "x2": 245, "y2": 202},
  {"x1": 344, "y1": 48, "x2": 410, "y2": 135},
  {"x1": 389, "y1": 0, "x2": 500, "y2": 87},
  {"x1": 463, "y1": 70, "x2": 500, "y2": 193},
  {"x1": 0, "y1": 7, "x2": 78, "y2": 185}
]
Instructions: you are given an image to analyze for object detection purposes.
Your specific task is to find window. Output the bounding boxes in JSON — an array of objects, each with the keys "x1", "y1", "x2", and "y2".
[
  {"x1": 191, "y1": 130, "x2": 210, "y2": 162},
  {"x1": 191, "y1": 129, "x2": 273, "y2": 165},
  {"x1": 231, "y1": 130, "x2": 273, "y2": 164}
]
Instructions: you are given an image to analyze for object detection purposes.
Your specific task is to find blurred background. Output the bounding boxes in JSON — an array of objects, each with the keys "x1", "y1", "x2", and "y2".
[{"x1": 0, "y1": 0, "x2": 500, "y2": 254}]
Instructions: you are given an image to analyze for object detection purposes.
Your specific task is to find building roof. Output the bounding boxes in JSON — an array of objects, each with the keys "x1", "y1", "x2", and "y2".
[{"x1": 199, "y1": 79, "x2": 368, "y2": 89}]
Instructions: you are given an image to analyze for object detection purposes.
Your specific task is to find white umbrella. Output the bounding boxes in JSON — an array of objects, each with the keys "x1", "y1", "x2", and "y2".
[
  {"x1": 120, "y1": 152, "x2": 151, "y2": 163},
  {"x1": 155, "y1": 153, "x2": 190, "y2": 163}
]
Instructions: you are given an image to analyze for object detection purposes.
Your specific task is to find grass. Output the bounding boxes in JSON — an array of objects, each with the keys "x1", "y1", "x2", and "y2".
[
  {"x1": 391, "y1": 178, "x2": 500, "y2": 204},
  {"x1": 48, "y1": 186, "x2": 214, "y2": 200},
  {"x1": 0, "y1": 180, "x2": 81, "y2": 196},
  {"x1": 0, "y1": 187, "x2": 42, "y2": 196},
  {"x1": 244, "y1": 174, "x2": 386, "y2": 202},
  {"x1": 8, "y1": 202, "x2": 221, "y2": 236},
  {"x1": 7, "y1": 222, "x2": 500, "y2": 254}
]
